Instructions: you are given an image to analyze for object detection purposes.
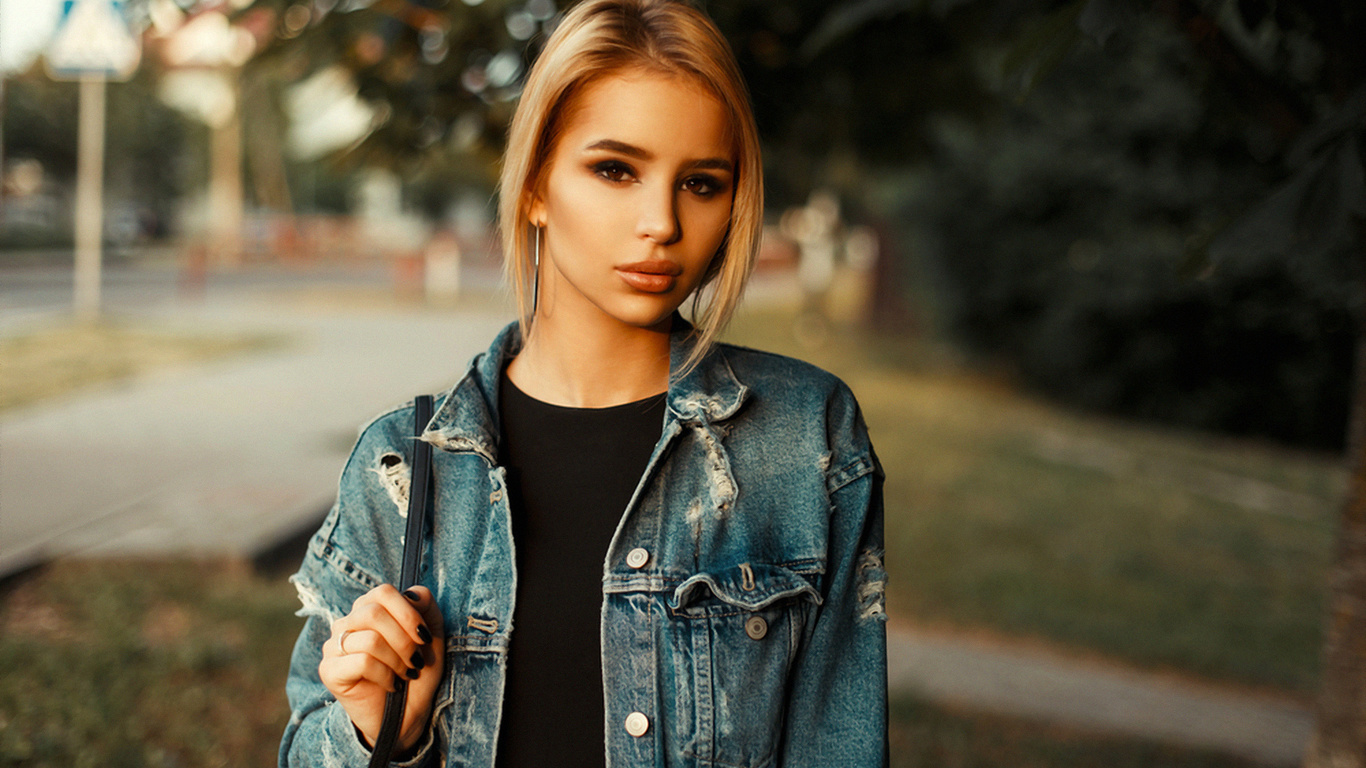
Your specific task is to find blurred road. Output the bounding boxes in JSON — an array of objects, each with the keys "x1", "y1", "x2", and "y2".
[{"x1": 0, "y1": 254, "x2": 505, "y2": 331}]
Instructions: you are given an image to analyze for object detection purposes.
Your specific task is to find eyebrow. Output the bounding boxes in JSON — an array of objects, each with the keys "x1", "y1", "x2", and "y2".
[{"x1": 584, "y1": 139, "x2": 734, "y2": 173}]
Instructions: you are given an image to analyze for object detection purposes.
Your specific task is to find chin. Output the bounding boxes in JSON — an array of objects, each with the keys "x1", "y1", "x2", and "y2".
[{"x1": 602, "y1": 295, "x2": 686, "y2": 330}]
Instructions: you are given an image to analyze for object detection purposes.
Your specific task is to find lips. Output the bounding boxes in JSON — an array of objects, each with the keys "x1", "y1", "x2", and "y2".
[{"x1": 616, "y1": 260, "x2": 683, "y2": 293}]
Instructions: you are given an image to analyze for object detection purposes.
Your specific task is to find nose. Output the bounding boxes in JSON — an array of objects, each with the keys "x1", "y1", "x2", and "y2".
[{"x1": 636, "y1": 181, "x2": 680, "y2": 245}]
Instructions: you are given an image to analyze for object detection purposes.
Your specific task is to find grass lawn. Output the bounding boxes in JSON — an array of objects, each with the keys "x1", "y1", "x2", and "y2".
[
  {"x1": 0, "y1": 557, "x2": 1263, "y2": 768},
  {"x1": 888, "y1": 696, "x2": 1257, "y2": 768},
  {"x1": 724, "y1": 303, "x2": 1343, "y2": 694},
  {"x1": 0, "y1": 321, "x2": 285, "y2": 413},
  {"x1": 0, "y1": 559, "x2": 300, "y2": 768}
]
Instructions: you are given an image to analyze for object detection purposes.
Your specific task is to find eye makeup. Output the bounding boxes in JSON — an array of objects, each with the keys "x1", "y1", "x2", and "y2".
[{"x1": 586, "y1": 156, "x2": 730, "y2": 200}]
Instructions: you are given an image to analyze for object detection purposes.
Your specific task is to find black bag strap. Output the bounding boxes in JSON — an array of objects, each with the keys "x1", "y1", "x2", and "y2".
[{"x1": 367, "y1": 394, "x2": 434, "y2": 768}]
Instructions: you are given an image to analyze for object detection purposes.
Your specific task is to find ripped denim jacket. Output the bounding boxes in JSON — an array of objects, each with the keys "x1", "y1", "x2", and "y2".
[{"x1": 280, "y1": 320, "x2": 888, "y2": 768}]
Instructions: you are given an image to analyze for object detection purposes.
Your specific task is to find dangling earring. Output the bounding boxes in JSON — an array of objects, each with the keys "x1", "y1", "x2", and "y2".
[{"x1": 531, "y1": 224, "x2": 542, "y2": 317}]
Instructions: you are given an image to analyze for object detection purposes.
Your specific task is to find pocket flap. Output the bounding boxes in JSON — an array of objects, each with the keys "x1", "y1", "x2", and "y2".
[{"x1": 670, "y1": 563, "x2": 822, "y2": 613}]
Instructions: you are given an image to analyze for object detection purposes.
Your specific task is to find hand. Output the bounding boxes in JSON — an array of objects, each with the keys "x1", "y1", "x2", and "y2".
[{"x1": 319, "y1": 585, "x2": 446, "y2": 754}]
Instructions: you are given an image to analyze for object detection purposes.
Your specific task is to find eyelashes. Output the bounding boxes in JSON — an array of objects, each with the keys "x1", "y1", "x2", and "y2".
[
  {"x1": 593, "y1": 160, "x2": 633, "y2": 183},
  {"x1": 588, "y1": 160, "x2": 728, "y2": 199},
  {"x1": 682, "y1": 175, "x2": 725, "y2": 198}
]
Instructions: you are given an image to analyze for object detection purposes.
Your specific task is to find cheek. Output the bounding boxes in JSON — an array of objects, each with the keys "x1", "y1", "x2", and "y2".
[
  {"x1": 546, "y1": 175, "x2": 626, "y2": 247},
  {"x1": 546, "y1": 176, "x2": 593, "y2": 233},
  {"x1": 683, "y1": 196, "x2": 735, "y2": 253}
]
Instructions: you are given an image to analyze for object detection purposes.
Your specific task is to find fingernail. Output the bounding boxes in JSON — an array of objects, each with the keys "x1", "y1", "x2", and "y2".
[
  {"x1": 403, "y1": 589, "x2": 420, "y2": 602},
  {"x1": 410, "y1": 650, "x2": 425, "y2": 670},
  {"x1": 417, "y1": 624, "x2": 432, "y2": 644},
  {"x1": 405, "y1": 667, "x2": 420, "y2": 680}
]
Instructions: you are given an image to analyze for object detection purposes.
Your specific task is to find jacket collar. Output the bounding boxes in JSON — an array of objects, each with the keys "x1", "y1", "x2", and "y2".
[
  {"x1": 664, "y1": 318, "x2": 749, "y2": 425},
  {"x1": 421, "y1": 316, "x2": 749, "y2": 461}
]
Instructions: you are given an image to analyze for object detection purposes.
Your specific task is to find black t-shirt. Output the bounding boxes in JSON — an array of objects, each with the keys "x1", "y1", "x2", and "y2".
[{"x1": 495, "y1": 370, "x2": 666, "y2": 768}]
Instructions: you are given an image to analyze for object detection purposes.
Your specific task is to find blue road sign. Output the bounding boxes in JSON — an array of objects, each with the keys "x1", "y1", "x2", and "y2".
[{"x1": 46, "y1": 0, "x2": 141, "y2": 80}]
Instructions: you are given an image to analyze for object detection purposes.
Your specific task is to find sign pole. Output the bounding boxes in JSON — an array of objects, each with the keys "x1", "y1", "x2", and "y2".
[
  {"x1": 73, "y1": 74, "x2": 107, "y2": 322},
  {"x1": 47, "y1": 0, "x2": 142, "y2": 322}
]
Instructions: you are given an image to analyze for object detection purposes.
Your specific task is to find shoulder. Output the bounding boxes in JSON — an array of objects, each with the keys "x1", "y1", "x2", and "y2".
[
  {"x1": 714, "y1": 342, "x2": 854, "y2": 403},
  {"x1": 339, "y1": 387, "x2": 464, "y2": 501},
  {"x1": 711, "y1": 343, "x2": 877, "y2": 482},
  {"x1": 355, "y1": 401, "x2": 416, "y2": 445},
  {"x1": 714, "y1": 343, "x2": 863, "y2": 430},
  {"x1": 353, "y1": 387, "x2": 457, "y2": 447}
]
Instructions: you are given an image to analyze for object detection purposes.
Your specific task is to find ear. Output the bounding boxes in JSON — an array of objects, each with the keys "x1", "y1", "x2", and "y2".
[{"x1": 525, "y1": 192, "x2": 547, "y2": 228}]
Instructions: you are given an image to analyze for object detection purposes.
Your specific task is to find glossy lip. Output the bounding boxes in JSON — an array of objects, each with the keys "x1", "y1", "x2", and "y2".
[
  {"x1": 616, "y1": 259, "x2": 683, "y2": 293},
  {"x1": 617, "y1": 259, "x2": 684, "y2": 276}
]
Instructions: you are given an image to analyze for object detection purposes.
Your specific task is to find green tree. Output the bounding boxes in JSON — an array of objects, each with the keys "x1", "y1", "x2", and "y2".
[
  {"x1": 1061, "y1": 4, "x2": 1363, "y2": 763},
  {"x1": 239, "y1": 0, "x2": 554, "y2": 207},
  {"x1": 818, "y1": 0, "x2": 1364, "y2": 763},
  {"x1": 236, "y1": 0, "x2": 998, "y2": 217}
]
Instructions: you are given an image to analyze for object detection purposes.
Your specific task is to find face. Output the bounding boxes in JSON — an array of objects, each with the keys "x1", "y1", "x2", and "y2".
[{"x1": 527, "y1": 69, "x2": 736, "y2": 333}]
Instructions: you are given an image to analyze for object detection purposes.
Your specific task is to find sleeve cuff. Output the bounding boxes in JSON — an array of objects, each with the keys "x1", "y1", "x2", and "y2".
[{"x1": 323, "y1": 701, "x2": 438, "y2": 768}]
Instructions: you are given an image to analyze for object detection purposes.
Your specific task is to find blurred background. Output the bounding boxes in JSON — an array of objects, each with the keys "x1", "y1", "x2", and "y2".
[{"x1": 1, "y1": 0, "x2": 1363, "y2": 766}]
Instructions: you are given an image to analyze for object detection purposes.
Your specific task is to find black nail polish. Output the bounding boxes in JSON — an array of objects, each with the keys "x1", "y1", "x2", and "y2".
[
  {"x1": 403, "y1": 589, "x2": 420, "y2": 602},
  {"x1": 417, "y1": 624, "x2": 432, "y2": 644},
  {"x1": 410, "y1": 650, "x2": 425, "y2": 670},
  {"x1": 405, "y1": 667, "x2": 420, "y2": 680}
]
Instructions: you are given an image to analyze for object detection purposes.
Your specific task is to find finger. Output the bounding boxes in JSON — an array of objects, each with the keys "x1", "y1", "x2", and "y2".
[
  {"x1": 401, "y1": 588, "x2": 443, "y2": 669},
  {"x1": 330, "y1": 628, "x2": 412, "y2": 677},
  {"x1": 401, "y1": 587, "x2": 445, "y2": 651},
  {"x1": 321, "y1": 651, "x2": 400, "y2": 695},
  {"x1": 402, "y1": 586, "x2": 445, "y2": 636},
  {"x1": 358, "y1": 584, "x2": 434, "y2": 648},
  {"x1": 348, "y1": 602, "x2": 426, "y2": 678}
]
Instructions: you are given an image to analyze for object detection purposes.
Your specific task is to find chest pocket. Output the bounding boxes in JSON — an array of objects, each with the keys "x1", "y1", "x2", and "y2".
[{"x1": 665, "y1": 563, "x2": 822, "y2": 768}]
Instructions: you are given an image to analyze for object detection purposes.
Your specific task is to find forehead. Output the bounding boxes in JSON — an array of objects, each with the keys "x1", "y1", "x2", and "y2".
[{"x1": 556, "y1": 70, "x2": 735, "y2": 158}]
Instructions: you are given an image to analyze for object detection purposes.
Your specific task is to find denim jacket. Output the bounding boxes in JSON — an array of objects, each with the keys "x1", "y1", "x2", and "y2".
[{"x1": 281, "y1": 320, "x2": 888, "y2": 768}]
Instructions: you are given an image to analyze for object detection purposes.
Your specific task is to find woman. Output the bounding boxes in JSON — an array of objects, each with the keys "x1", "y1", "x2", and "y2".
[{"x1": 280, "y1": 1, "x2": 887, "y2": 766}]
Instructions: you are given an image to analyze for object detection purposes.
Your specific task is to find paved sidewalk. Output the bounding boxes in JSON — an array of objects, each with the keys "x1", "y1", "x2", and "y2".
[
  {"x1": 887, "y1": 623, "x2": 1313, "y2": 765},
  {"x1": 0, "y1": 293, "x2": 511, "y2": 574}
]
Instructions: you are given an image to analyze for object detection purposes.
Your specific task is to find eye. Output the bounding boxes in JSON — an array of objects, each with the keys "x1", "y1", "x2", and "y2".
[
  {"x1": 592, "y1": 160, "x2": 636, "y2": 184},
  {"x1": 682, "y1": 174, "x2": 726, "y2": 198}
]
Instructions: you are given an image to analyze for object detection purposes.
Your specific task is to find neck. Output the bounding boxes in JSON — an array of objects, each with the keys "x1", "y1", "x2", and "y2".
[{"x1": 507, "y1": 312, "x2": 673, "y2": 408}]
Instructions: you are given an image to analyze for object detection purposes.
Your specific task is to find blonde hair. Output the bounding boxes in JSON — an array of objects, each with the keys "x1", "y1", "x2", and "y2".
[{"x1": 497, "y1": 0, "x2": 763, "y2": 373}]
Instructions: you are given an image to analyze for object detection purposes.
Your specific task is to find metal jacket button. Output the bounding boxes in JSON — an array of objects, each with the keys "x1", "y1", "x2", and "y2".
[
  {"x1": 624, "y1": 711, "x2": 650, "y2": 737},
  {"x1": 625, "y1": 548, "x2": 650, "y2": 569},
  {"x1": 745, "y1": 615, "x2": 768, "y2": 640}
]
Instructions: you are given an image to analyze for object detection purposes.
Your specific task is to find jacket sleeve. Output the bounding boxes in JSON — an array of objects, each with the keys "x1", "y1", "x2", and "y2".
[
  {"x1": 278, "y1": 416, "x2": 442, "y2": 768},
  {"x1": 779, "y1": 415, "x2": 889, "y2": 766}
]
